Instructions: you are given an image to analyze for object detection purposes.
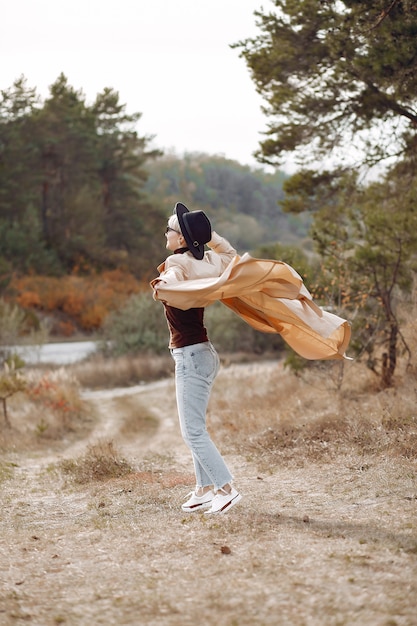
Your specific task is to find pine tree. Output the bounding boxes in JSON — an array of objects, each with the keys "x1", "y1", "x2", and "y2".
[{"x1": 234, "y1": 0, "x2": 417, "y2": 168}]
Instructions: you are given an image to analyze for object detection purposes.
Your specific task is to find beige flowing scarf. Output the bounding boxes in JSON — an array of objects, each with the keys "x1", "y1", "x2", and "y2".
[{"x1": 152, "y1": 253, "x2": 352, "y2": 361}]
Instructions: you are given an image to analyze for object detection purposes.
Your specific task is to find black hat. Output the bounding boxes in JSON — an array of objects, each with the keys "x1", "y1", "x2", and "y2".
[{"x1": 174, "y1": 202, "x2": 212, "y2": 260}]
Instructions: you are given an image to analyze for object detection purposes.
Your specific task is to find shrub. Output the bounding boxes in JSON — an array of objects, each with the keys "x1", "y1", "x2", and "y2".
[
  {"x1": 0, "y1": 257, "x2": 13, "y2": 293},
  {"x1": 101, "y1": 292, "x2": 168, "y2": 355},
  {"x1": 59, "y1": 440, "x2": 133, "y2": 483},
  {"x1": 25, "y1": 368, "x2": 86, "y2": 436},
  {"x1": 205, "y1": 301, "x2": 285, "y2": 355},
  {"x1": 0, "y1": 358, "x2": 27, "y2": 427},
  {"x1": 10, "y1": 272, "x2": 144, "y2": 335},
  {"x1": 0, "y1": 299, "x2": 28, "y2": 346}
]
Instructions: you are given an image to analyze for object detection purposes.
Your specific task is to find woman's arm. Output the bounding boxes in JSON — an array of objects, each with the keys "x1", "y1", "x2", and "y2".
[
  {"x1": 151, "y1": 254, "x2": 187, "y2": 289},
  {"x1": 206, "y1": 231, "x2": 237, "y2": 273},
  {"x1": 208, "y1": 231, "x2": 237, "y2": 257}
]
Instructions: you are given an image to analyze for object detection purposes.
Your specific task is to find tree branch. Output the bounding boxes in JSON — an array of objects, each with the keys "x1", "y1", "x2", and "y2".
[{"x1": 369, "y1": 0, "x2": 400, "y2": 31}]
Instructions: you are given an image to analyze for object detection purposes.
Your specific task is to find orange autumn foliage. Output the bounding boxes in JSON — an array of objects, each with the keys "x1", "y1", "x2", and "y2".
[{"x1": 10, "y1": 270, "x2": 147, "y2": 335}]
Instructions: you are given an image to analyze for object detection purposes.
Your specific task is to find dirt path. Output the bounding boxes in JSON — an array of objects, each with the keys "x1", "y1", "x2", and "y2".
[{"x1": 1, "y1": 363, "x2": 416, "y2": 626}]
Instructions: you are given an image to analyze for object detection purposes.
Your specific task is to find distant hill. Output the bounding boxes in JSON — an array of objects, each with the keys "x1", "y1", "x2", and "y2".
[{"x1": 144, "y1": 153, "x2": 311, "y2": 253}]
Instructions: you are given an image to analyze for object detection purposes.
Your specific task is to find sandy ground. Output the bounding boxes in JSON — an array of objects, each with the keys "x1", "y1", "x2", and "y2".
[{"x1": 1, "y1": 362, "x2": 416, "y2": 626}]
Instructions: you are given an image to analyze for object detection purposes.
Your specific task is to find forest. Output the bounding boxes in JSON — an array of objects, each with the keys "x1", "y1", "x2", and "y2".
[
  {"x1": 1, "y1": 0, "x2": 417, "y2": 389},
  {"x1": 0, "y1": 73, "x2": 306, "y2": 279}
]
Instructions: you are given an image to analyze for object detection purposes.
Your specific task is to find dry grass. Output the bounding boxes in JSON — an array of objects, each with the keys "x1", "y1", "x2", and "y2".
[
  {"x1": 208, "y1": 358, "x2": 417, "y2": 466},
  {"x1": 0, "y1": 322, "x2": 416, "y2": 625},
  {"x1": 0, "y1": 367, "x2": 95, "y2": 451},
  {"x1": 69, "y1": 351, "x2": 272, "y2": 391},
  {"x1": 69, "y1": 352, "x2": 173, "y2": 389},
  {"x1": 59, "y1": 440, "x2": 134, "y2": 484}
]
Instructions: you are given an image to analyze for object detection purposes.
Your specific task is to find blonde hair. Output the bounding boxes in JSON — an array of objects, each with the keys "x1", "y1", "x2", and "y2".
[{"x1": 168, "y1": 214, "x2": 181, "y2": 233}]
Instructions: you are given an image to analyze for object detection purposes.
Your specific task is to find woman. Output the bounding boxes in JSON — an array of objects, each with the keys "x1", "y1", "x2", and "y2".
[{"x1": 151, "y1": 202, "x2": 242, "y2": 515}]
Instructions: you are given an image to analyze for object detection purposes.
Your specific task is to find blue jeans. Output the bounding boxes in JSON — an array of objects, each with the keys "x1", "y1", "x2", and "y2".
[{"x1": 171, "y1": 341, "x2": 233, "y2": 491}]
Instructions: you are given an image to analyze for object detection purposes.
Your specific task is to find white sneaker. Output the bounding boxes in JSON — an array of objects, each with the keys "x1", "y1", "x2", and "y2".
[
  {"x1": 181, "y1": 489, "x2": 214, "y2": 512},
  {"x1": 205, "y1": 487, "x2": 242, "y2": 515}
]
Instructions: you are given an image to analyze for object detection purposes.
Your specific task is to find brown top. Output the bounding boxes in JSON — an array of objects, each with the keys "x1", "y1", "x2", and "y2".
[
  {"x1": 162, "y1": 247, "x2": 209, "y2": 348},
  {"x1": 163, "y1": 304, "x2": 208, "y2": 349}
]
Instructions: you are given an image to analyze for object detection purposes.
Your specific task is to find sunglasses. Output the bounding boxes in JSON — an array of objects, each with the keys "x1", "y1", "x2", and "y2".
[{"x1": 165, "y1": 226, "x2": 180, "y2": 234}]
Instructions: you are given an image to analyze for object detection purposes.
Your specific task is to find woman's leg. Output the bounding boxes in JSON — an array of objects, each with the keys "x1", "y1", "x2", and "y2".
[{"x1": 172, "y1": 342, "x2": 233, "y2": 491}]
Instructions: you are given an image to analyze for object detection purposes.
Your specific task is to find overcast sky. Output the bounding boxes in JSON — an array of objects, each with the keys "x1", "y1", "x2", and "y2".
[{"x1": 2, "y1": 0, "x2": 273, "y2": 169}]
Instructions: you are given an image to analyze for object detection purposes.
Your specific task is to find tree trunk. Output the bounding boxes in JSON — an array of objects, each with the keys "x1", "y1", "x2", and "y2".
[
  {"x1": 2, "y1": 397, "x2": 11, "y2": 428},
  {"x1": 381, "y1": 321, "x2": 398, "y2": 388}
]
